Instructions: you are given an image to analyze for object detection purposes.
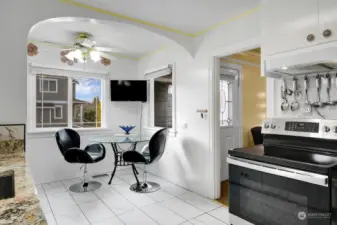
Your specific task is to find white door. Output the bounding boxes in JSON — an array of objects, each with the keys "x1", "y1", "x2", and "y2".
[
  {"x1": 219, "y1": 68, "x2": 241, "y2": 181},
  {"x1": 262, "y1": 0, "x2": 319, "y2": 56}
]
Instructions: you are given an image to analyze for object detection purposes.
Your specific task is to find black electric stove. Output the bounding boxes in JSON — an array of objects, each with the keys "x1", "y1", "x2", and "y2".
[{"x1": 228, "y1": 118, "x2": 337, "y2": 225}]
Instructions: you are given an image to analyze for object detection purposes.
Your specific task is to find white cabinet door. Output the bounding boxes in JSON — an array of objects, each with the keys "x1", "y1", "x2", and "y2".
[
  {"x1": 262, "y1": 0, "x2": 320, "y2": 56},
  {"x1": 319, "y1": 0, "x2": 337, "y2": 43}
]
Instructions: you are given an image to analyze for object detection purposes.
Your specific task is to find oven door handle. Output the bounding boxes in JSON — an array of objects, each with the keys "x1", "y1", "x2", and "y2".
[{"x1": 227, "y1": 156, "x2": 328, "y2": 187}]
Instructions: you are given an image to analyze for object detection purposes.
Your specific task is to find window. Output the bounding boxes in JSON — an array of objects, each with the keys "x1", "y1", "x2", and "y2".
[
  {"x1": 33, "y1": 73, "x2": 104, "y2": 130},
  {"x1": 220, "y1": 75, "x2": 234, "y2": 126},
  {"x1": 39, "y1": 78, "x2": 58, "y2": 93},
  {"x1": 146, "y1": 64, "x2": 176, "y2": 132},
  {"x1": 154, "y1": 74, "x2": 173, "y2": 128},
  {"x1": 54, "y1": 105, "x2": 63, "y2": 119}
]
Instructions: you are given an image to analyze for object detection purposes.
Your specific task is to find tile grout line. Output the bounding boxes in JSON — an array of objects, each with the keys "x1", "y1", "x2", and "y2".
[
  {"x1": 90, "y1": 183, "x2": 127, "y2": 225},
  {"x1": 206, "y1": 211, "x2": 230, "y2": 225},
  {"x1": 113, "y1": 170, "x2": 209, "y2": 224},
  {"x1": 40, "y1": 184, "x2": 59, "y2": 225},
  {"x1": 102, "y1": 176, "x2": 160, "y2": 225},
  {"x1": 175, "y1": 194, "x2": 223, "y2": 213},
  {"x1": 60, "y1": 181, "x2": 93, "y2": 225},
  {"x1": 106, "y1": 172, "x2": 164, "y2": 225},
  {"x1": 125, "y1": 170, "x2": 227, "y2": 224}
]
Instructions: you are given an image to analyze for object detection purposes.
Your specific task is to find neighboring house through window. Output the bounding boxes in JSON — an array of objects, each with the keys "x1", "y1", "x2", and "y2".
[{"x1": 30, "y1": 69, "x2": 106, "y2": 131}]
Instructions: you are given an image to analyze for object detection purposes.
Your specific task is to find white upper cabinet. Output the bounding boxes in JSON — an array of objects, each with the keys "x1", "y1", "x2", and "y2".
[
  {"x1": 262, "y1": 0, "x2": 320, "y2": 56},
  {"x1": 318, "y1": 0, "x2": 337, "y2": 43}
]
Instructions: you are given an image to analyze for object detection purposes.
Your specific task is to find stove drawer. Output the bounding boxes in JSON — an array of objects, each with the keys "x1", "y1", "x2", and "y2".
[
  {"x1": 229, "y1": 183, "x2": 331, "y2": 225},
  {"x1": 229, "y1": 164, "x2": 262, "y2": 190},
  {"x1": 262, "y1": 172, "x2": 330, "y2": 211}
]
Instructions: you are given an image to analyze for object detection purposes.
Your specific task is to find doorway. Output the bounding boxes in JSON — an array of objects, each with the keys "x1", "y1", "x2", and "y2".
[{"x1": 216, "y1": 48, "x2": 265, "y2": 206}]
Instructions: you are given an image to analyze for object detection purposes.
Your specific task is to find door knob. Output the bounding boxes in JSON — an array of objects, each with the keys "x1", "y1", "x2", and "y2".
[
  {"x1": 323, "y1": 29, "x2": 332, "y2": 38},
  {"x1": 306, "y1": 34, "x2": 315, "y2": 42}
]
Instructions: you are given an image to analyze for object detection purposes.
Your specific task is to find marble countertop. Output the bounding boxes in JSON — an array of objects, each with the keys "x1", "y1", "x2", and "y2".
[{"x1": 0, "y1": 141, "x2": 47, "y2": 225}]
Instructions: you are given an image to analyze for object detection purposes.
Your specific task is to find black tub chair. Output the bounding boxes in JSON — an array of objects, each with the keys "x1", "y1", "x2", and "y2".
[
  {"x1": 251, "y1": 126, "x2": 263, "y2": 145},
  {"x1": 123, "y1": 128, "x2": 168, "y2": 193},
  {"x1": 55, "y1": 129, "x2": 106, "y2": 193}
]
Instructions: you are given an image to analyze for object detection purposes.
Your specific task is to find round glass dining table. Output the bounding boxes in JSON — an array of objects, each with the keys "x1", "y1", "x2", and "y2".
[{"x1": 90, "y1": 134, "x2": 150, "y2": 185}]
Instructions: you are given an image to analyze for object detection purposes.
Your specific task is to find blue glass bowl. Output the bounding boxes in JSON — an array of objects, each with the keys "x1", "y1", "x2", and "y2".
[{"x1": 119, "y1": 126, "x2": 135, "y2": 135}]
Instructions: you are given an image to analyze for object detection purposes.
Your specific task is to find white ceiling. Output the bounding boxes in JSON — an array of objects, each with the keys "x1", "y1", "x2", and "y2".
[
  {"x1": 72, "y1": 0, "x2": 260, "y2": 34},
  {"x1": 29, "y1": 18, "x2": 174, "y2": 58}
]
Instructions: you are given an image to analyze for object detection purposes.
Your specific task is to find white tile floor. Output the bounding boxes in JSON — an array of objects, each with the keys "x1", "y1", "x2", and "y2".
[{"x1": 37, "y1": 169, "x2": 229, "y2": 225}]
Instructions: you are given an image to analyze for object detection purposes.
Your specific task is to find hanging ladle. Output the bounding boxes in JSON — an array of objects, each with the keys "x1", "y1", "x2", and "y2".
[
  {"x1": 281, "y1": 85, "x2": 289, "y2": 111},
  {"x1": 333, "y1": 73, "x2": 337, "y2": 105},
  {"x1": 304, "y1": 76, "x2": 310, "y2": 105},
  {"x1": 323, "y1": 73, "x2": 335, "y2": 106},
  {"x1": 291, "y1": 77, "x2": 299, "y2": 111},
  {"x1": 283, "y1": 78, "x2": 293, "y2": 96},
  {"x1": 312, "y1": 74, "x2": 324, "y2": 108}
]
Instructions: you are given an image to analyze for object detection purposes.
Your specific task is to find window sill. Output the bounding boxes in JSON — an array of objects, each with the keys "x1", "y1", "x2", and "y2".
[
  {"x1": 143, "y1": 127, "x2": 177, "y2": 137},
  {"x1": 27, "y1": 128, "x2": 112, "y2": 138}
]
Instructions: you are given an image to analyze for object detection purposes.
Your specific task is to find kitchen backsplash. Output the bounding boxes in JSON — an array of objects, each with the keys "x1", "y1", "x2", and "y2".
[{"x1": 275, "y1": 75, "x2": 337, "y2": 120}]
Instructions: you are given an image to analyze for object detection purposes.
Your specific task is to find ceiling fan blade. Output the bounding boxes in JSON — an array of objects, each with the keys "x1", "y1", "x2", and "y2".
[
  {"x1": 99, "y1": 52, "x2": 117, "y2": 60},
  {"x1": 41, "y1": 41, "x2": 74, "y2": 48},
  {"x1": 93, "y1": 47, "x2": 125, "y2": 53}
]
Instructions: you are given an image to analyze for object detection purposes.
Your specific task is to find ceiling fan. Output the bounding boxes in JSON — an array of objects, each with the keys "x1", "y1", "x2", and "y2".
[{"x1": 42, "y1": 32, "x2": 125, "y2": 65}]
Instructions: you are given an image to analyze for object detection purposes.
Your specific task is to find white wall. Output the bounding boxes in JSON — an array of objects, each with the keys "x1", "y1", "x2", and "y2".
[{"x1": 137, "y1": 10, "x2": 261, "y2": 198}]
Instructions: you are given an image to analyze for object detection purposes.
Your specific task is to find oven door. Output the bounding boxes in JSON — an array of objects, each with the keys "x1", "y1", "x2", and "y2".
[{"x1": 228, "y1": 157, "x2": 331, "y2": 225}]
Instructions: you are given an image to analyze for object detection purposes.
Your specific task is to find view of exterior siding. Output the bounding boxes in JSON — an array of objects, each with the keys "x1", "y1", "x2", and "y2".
[{"x1": 154, "y1": 74, "x2": 172, "y2": 128}]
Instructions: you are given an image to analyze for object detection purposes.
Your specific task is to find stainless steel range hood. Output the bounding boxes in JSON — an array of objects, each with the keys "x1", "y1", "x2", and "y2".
[{"x1": 264, "y1": 41, "x2": 337, "y2": 78}]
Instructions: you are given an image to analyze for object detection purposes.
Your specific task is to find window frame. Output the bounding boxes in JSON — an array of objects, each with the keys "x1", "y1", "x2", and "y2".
[
  {"x1": 27, "y1": 64, "x2": 108, "y2": 133},
  {"x1": 144, "y1": 63, "x2": 177, "y2": 136},
  {"x1": 54, "y1": 105, "x2": 63, "y2": 120},
  {"x1": 39, "y1": 78, "x2": 58, "y2": 93}
]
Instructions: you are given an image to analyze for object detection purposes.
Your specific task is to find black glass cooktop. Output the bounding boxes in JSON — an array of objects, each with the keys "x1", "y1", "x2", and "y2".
[{"x1": 229, "y1": 145, "x2": 337, "y2": 174}]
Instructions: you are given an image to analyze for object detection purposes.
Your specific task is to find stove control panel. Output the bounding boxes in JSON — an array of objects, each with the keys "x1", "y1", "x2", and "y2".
[
  {"x1": 262, "y1": 118, "x2": 337, "y2": 140},
  {"x1": 285, "y1": 121, "x2": 319, "y2": 133}
]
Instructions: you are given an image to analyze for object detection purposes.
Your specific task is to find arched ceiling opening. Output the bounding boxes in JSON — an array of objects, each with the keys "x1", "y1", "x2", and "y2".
[{"x1": 28, "y1": 17, "x2": 177, "y2": 60}]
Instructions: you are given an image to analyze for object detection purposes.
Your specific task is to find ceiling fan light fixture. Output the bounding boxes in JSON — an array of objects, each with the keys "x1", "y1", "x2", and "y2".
[
  {"x1": 73, "y1": 49, "x2": 82, "y2": 60},
  {"x1": 90, "y1": 51, "x2": 101, "y2": 62}
]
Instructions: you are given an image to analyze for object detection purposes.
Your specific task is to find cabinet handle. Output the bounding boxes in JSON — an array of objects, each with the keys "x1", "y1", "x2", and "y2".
[
  {"x1": 306, "y1": 34, "x2": 315, "y2": 42},
  {"x1": 323, "y1": 29, "x2": 332, "y2": 38}
]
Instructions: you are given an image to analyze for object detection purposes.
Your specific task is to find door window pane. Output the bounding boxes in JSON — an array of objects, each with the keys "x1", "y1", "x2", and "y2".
[{"x1": 220, "y1": 78, "x2": 233, "y2": 126}]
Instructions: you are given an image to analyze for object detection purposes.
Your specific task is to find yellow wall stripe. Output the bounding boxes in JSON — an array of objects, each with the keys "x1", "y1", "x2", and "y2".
[
  {"x1": 136, "y1": 45, "x2": 169, "y2": 60},
  {"x1": 191, "y1": 5, "x2": 261, "y2": 37},
  {"x1": 59, "y1": 0, "x2": 194, "y2": 37},
  {"x1": 59, "y1": 0, "x2": 260, "y2": 38}
]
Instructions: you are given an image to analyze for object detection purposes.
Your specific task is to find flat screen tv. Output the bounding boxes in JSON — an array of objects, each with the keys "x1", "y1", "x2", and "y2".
[{"x1": 110, "y1": 80, "x2": 147, "y2": 102}]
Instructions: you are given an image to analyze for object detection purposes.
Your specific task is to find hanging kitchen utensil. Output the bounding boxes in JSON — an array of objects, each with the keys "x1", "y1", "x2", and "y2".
[
  {"x1": 281, "y1": 85, "x2": 289, "y2": 111},
  {"x1": 283, "y1": 78, "x2": 293, "y2": 96},
  {"x1": 322, "y1": 73, "x2": 335, "y2": 106},
  {"x1": 312, "y1": 74, "x2": 324, "y2": 108},
  {"x1": 304, "y1": 76, "x2": 310, "y2": 105},
  {"x1": 291, "y1": 77, "x2": 299, "y2": 111},
  {"x1": 333, "y1": 73, "x2": 337, "y2": 105},
  {"x1": 303, "y1": 75, "x2": 312, "y2": 112}
]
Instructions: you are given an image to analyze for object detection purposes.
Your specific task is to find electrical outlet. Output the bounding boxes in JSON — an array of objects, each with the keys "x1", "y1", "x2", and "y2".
[{"x1": 304, "y1": 107, "x2": 312, "y2": 113}]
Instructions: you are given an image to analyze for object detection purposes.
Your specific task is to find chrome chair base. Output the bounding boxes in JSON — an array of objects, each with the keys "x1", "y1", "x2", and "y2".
[
  {"x1": 130, "y1": 181, "x2": 160, "y2": 193},
  {"x1": 69, "y1": 181, "x2": 102, "y2": 193}
]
